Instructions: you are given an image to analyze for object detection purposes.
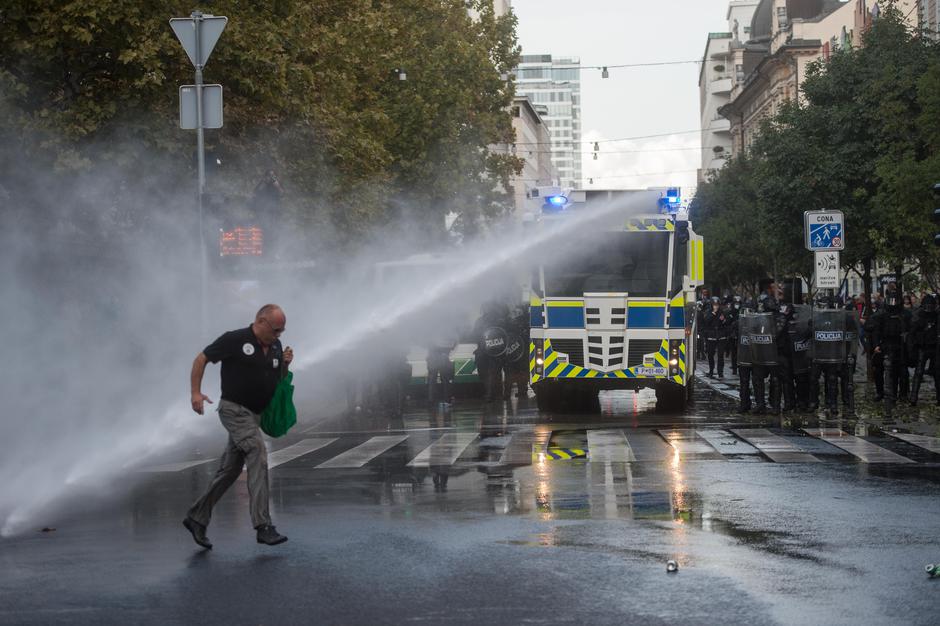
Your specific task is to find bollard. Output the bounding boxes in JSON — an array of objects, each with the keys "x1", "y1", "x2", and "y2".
[{"x1": 666, "y1": 560, "x2": 679, "y2": 573}]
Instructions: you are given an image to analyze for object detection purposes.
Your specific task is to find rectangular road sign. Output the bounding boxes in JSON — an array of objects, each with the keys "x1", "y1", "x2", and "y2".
[
  {"x1": 179, "y1": 84, "x2": 223, "y2": 129},
  {"x1": 805, "y1": 210, "x2": 845, "y2": 251},
  {"x1": 815, "y1": 250, "x2": 840, "y2": 289}
]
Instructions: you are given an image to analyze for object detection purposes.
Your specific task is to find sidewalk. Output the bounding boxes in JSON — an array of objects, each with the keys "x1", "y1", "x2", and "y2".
[{"x1": 693, "y1": 356, "x2": 940, "y2": 437}]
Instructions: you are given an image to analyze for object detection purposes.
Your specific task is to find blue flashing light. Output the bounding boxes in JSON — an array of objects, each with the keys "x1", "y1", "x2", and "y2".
[
  {"x1": 548, "y1": 195, "x2": 567, "y2": 206},
  {"x1": 666, "y1": 187, "x2": 681, "y2": 204}
]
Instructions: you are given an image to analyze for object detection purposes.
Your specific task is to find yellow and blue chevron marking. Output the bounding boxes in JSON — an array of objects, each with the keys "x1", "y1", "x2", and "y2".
[
  {"x1": 530, "y1": 338, "x2": 685, "y2": 384},
  {"x1": 545, "y1": 448, "x2": 586, "y2": 460}
]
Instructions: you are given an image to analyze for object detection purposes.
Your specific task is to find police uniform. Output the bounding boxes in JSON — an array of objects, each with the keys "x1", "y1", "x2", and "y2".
[
  {"x1": 703, "y1": 300, "x2": 730, "y2": 377},
  {"x1": 871, "y1": 294, "x2": 911, "y2": 415},
  {"x1": 188, "y1": 326, "x2": 283, "y2": 530},
  {"x1": 909, "y1": 296, "x2": 940, "y2": 406}
]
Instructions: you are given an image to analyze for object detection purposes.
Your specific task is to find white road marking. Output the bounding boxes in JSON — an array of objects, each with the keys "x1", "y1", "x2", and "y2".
[
  {"x1": 407, "y1": 433, "x2": 478, "y2": 467},
  {"x1": 620, "y1": 430, "x2": 673, "y2": 462},
  {"x1": 885, "y1": 432, "x2": 940, "y2": 454},
  {"x1": 587, "y1": 429, "x2": 636, "y2": 462},
  {"x1": 696, "y1": 429, "x2": 761, "y2": 455},
  {"x1": 268, "y1": 438, "x2": 338, "y2": 469},
  {"x1": 803, "y1": 429, "x2": 915, "y2": 464},
  {"x1": 657, "y1": 429, "x2": 724, "y2": 458},
  {"x1": 316, "y1": 435, "x2": 409, "y2": 469},
  {"x1": 731, "y1": 429, "x2": 821, "y2": 463}
]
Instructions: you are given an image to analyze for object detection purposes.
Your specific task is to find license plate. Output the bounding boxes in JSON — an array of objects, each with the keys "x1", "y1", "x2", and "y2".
[{"x1": 635, "y1": 366, "x2": 667, "y2": 376}]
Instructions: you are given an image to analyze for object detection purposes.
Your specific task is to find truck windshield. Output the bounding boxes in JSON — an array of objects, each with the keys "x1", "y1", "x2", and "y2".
[{"x1": 542, "y1": 231, "x2": 670, "y2": 298}]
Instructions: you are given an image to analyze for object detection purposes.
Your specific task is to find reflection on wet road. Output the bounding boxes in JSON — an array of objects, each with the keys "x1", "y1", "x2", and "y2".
[{"x1": 4, "y1": 387, "x2": 940, "y2": 625}]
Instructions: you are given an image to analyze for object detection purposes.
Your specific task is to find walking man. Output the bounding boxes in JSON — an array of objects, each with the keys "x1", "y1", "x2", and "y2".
[{"x1": 183, "y1": 304, "x2": 293, "y2": 549}]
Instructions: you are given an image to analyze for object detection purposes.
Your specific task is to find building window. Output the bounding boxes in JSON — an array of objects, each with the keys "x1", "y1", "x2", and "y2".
[
  {"x1": 512, "y1": 106, "x2": 520, "y2": 118},
  {"x1": 777, "y1": 7, "x2": 788, "y2": 28}
]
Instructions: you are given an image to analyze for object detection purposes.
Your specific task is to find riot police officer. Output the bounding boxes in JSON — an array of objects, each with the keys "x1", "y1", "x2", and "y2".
[
  {"x1": 473, "y1": 300, "x2": 513, "y2": 403},
  {"x1": 840, "y1": 301, "x2": 859, "y2": 416},
  {"x1": 726, "y1": 295, "x2": 743, "y2": 375},
  {"x1": 811, "y1": 296, "x2": 848, "y2": 417},
  {"x1": 736, "y1": 304, "x2": 754, "y2": 413},
  {"x1": 787, "y1": 303, "x2": 813, "y2": 411},
  {"x1": 696, "y1": 288, "x2": 711, "y2": 360},
  {"x1": 909, "y1": 294, "x2": 939, "y2": 406},
  {"x1": 749, "y1": 292, "x2": 782, "y2": 414},
  {"x1": 870, "y1": 286, "x2": 911, "y2": 416},
  {"x1": 503, "y1": 303, "x2": 530, "y2": 400},
  {"x1": 703, "y1": 297, "x2": 730, "y2": 377}
]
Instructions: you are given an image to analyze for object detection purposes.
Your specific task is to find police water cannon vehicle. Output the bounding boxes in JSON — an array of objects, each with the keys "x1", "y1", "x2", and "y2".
[{"x1": 528, "y1": 188, "x2": 705, "y2": 412}]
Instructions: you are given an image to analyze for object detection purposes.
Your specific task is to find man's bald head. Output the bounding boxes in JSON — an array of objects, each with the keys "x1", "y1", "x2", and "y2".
[
  {"x1": 256, "y1": 304, "x2": 283, "y2": 321},
  {"x1": 253, "y1": 304, "x2": 286, "y2": 345}
]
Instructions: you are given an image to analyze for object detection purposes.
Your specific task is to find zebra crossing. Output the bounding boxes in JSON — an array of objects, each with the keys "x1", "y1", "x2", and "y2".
[{"x1": 138, "y1": 428, "x2": 940, "y2": 474}]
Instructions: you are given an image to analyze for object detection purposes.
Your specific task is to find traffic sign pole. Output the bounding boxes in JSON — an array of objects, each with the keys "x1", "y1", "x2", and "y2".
[
  {"x1": 194, "y1": 11, "x2": 208, "y2": 334},
  {"x1": 170, "y1": 11, "x2": 227, "y2": 336}
]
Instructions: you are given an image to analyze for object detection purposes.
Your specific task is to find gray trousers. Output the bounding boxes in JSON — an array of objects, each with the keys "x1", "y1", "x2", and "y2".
[{"x1": 187, "y1": 399, "x2": 271, "y2": 529}]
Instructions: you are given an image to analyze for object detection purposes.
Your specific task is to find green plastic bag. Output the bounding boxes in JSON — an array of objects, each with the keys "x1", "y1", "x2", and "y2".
[{"x1": 260, "y1": 371, "x2": 297, "y2": 438}]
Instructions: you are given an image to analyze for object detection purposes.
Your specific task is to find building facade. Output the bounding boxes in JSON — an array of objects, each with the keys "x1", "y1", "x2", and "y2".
[
  {"x1": 698, "y1": 1, "x2": 761, "y2": 181},
  {"x1": 920, "y1": 0, "x2": 940, "y2": 36},
  {"x1": 514, "y1": 54, "x2": 583, "y2": 189},
  {"x1": 718, "y1": 0, "x2": 917, "y2": 158},
  {"x1": 509, "y1": 97, "x2": 556, "y2": 215}
]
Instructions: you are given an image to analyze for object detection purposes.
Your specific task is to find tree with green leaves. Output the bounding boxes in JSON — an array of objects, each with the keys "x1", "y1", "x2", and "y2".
[
  {"x1": 695, "y1": 3, "x2": 940, "y2": 304},
  {"x1": 0, "y1": 1, "x2": 522, "y2": 251}
]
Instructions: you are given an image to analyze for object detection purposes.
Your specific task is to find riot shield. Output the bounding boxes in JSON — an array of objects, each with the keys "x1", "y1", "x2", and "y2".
[
  {"x1": 482, "y1": 326, "x2": 508, "y2": 358},
  {"x1": 812, "y1": 308, "x2": 846, "y2": 364},
  {"x1": 504, "y1": 334, "x2": 525, "y2": 363},
  {"x1": 844, "y1": 310, "x2": 860, "y2": 359},
  {"x1": 746, "y1": 312, "x2": 778, "y2": 366},
  {"x1": 789, "y1": 306, "x2": 812, "y2": 375},
  {"x1": 736, "y1": 315, "x2": 752, "y2": 367}
]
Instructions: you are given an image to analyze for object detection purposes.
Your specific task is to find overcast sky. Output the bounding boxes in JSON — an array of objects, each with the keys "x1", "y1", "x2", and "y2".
[{"x1": 511, "y1": 0, "x2": 731, "y2": 193}]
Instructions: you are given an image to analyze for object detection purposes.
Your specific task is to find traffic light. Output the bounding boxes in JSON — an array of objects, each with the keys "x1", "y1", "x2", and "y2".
[{"x1": 933, "y1": 183, "x2": 940, "y2": 246}]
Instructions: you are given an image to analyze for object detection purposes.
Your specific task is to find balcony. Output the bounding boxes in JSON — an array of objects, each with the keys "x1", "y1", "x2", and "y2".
[
  {"x1": 710, "y1": 77, "x2": 733, "y2": 95},
  {"x1": 708, "y1": 117, "x2": 731, "y2": 133}
]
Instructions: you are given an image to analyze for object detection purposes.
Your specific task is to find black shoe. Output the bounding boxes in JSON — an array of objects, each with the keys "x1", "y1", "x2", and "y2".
[
  {"x1": 183, "y1": 517, "x2": 212, "y2": 550},
  {"x1": 707, "y1": 372, "x2": 714, "y2": 378},
  {"x1": 256, "y1": 524, "x2": 288, "y2": 546},
  {"x1": 718, "y1": 372, "x2": 724, "y2": 379},
  {"x1": 874, "y1": 394, "x2": 884, "y2": 402}
]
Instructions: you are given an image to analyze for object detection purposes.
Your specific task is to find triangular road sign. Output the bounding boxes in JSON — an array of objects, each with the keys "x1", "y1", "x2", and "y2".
[{"x1": 170, "y1": 15, "x2": 228, "y2": 67}]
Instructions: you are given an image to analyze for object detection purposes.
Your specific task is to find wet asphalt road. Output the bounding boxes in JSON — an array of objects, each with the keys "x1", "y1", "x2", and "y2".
[{"x1": 2, "y1": 386, "x2": 940, "y2": 625}]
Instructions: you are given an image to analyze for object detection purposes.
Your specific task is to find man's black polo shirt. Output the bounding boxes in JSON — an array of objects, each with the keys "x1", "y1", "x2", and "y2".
[{"x1": 203, "y1": 326, "x2": 283, "y2": 414}]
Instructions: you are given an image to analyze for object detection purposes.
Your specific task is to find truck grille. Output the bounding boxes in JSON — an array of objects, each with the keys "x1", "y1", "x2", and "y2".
[
  {"x1": 550, "y1": 339, "x2": 584, "y2": 367},
  {"x1": 627, "y1": 339, "x2": 662, "y2": 368}
]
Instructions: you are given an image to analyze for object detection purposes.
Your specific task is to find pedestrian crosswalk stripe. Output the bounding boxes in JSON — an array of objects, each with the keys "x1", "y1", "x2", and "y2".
[
  {"x1": 587, "y1": 429, "x2": 636, "y2": 462},
  {"x1": 268, "y1": 438, "x2": 338, "y2": 469},
  {"x1": 803, "y1": 429, "x2": 915, "y2": 464},
  {"x1": 316, "y1": 435, "x2": 409, "y2": 469},
  {"x1": 658, "y1": 429, "x2": 724, "y2": 459},
  {"x1": 695, "y1": 429, "x2": 760, "y2": 455},
  {"x1": 731, "y1": 429, "x2": 821, "y2": 463},
  {"x1": 407, "y1": 433, "x2": 478, "y2": 467},
  {"x1": 885, "y1": 432, "x2": 940, "y2": 455}
]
